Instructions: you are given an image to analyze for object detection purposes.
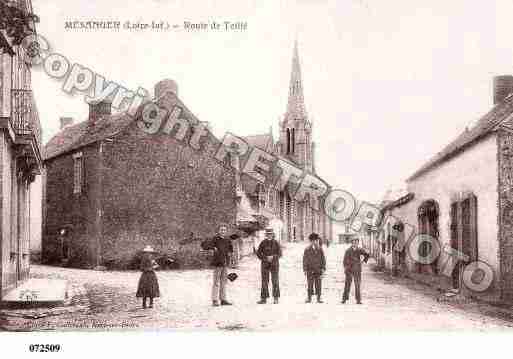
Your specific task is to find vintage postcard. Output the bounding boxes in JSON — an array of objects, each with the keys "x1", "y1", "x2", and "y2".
[{"x1": 1, "y1": 0, "x2": 513, "y2": 352}]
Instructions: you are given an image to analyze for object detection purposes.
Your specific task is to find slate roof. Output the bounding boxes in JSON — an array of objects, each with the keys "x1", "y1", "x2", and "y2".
[
  {"x1": 44, "y1": 93, "x2": 203, "y2": 161},
  {"x1": 43, "y1": 113, "x2": 132, "y2": 161},
  {"x1": 242, "y1": 134, "x2": 273, "y2": 152},
  {"x1": 408, "y1": 94, "x2": 513, "y2": 181}
]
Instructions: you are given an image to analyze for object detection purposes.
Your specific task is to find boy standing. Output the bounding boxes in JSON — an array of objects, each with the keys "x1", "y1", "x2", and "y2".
[{"x1": 303, "y1": 233, "x2": 326, "y2": 303}]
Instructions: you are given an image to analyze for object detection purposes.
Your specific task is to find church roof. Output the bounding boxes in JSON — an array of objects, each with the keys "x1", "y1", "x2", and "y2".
[
  {"x1": 242, "y1": 134, "x2": 273, "y2": 152},
  {"x1": 408, "y1": 94, "x2": 513, "y2": 181}
]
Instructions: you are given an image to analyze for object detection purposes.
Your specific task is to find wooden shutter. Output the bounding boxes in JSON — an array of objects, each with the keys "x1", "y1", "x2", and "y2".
[
  {"x1": 461, "y1": 194, "x2": 478, "y2": 262},
  {"x1": 450, "y1": 202, "x2": 459, "y2": 250}
]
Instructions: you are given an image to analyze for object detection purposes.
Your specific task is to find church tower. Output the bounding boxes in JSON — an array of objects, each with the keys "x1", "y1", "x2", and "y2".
[{"x1": 279, "y1": 40, "x2": 315, "y2": 173}]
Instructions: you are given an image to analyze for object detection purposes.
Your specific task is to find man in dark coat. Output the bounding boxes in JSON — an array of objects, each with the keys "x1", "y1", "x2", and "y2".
[
  {"x1": 303, "y1": 233, "x2": 326, "y2": 303},
  {"x1": 342, "y1": 237, "x2": 370, "y2": 304},
  {"x1": 257, "y1": 228, "x2": 282, "y2": 304},
  {"x1": 202, "y1": 224, "x2": 235, "y2": 306}
]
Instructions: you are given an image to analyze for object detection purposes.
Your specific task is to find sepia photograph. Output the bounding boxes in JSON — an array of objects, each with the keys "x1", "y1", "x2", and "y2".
[{"x1": 1, "y1": 0, "x2": 513, "y2": 355}]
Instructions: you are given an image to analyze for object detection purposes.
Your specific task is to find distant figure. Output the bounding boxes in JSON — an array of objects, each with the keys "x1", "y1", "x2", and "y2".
[
  {"x1": 342, "y1": 238, "x2": 370, "y2": 304},
  {"x1": 201, "y1": 224, "x2": 234, "y2": 307},
  {"x1": 303, "y1": 233, "x2": 326, "y2": 303},
  {"x1": 256, "y1": 228, "x2": 282, "y2": 304},
  {"x1": 136, "y1": 245, "x2": 160, "y2": 309}
]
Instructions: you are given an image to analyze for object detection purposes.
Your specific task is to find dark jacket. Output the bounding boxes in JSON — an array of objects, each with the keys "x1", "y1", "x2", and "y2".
[
  {"x1": 257, "y1": 239, "x2": 282, "y2": 269},
  {"x1": 303, "y1": 245, "x2": 326, "y2": 274},
  {"x1": 343, "y1": 247, "x2": 369, "y2": 273},
  {"x1": 140, "y1": 256, "x2": 156, "y2": 272},
  {"x1": 202, "y1": 234, "x2": 234, "y2": 267}
]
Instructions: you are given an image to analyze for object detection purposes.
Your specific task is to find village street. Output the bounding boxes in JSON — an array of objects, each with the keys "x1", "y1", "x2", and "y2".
[{"x1": 2, "y1": 243, "x2": 513, "y2": 331}]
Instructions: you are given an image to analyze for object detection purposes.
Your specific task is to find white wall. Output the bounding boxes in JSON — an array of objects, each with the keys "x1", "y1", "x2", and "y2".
[{"x1": 390, "y1": 133, "x2": 499, "y2": 277}]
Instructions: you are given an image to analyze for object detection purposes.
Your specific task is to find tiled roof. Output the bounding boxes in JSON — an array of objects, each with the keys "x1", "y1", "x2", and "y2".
[{"x1": 408, "y1": 95, "x2": 513, "y2": 181}]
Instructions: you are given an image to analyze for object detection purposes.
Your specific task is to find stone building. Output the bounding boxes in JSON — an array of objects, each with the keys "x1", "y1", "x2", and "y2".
[
  {"x1": 241, "y1": 42, "x2": 334, "y2": 244},
  {"x1": 42, "y1": 80, "x2": 241, "y2": 268},
  {"x1": 0, "y1": 0, "x2": 42, "y2": 298},
  {"x1": 381, "y1": 76, "x2": 513, "y2": 301}
]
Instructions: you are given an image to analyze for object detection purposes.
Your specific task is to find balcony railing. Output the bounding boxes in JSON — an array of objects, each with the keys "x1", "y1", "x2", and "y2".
[{"x1": 11, "y1": 88, "x2": 42, "y2": 151}]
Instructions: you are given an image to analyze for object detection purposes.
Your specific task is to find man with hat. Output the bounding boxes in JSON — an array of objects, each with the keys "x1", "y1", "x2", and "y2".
[
  {"x1": 256, "y1": 228, "x2": 282, "y2": 304},
  {"x1": 303, "y1": 233, "x2": 326, "y2": 303},
  {"x1": 342, "y1": 237, "x2": 370, "y2": 304}
]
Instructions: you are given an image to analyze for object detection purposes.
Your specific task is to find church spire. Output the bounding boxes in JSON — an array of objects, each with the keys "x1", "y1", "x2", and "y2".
[{"x1": 286, "y1": 40, "x2": 307, "y2": 121}]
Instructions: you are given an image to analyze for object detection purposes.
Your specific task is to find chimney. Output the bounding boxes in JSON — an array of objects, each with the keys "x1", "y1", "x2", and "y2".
[
  {"x1": 88, "y1": 99, "x2": 112, "y2": 124},
  {"x1": 493, "y1": 75, "x2": 513, "y2": 104},
  {"x1": 59, "y1": 117, "x2": 74, "y2": 130},
  {"x1": 154, "y1": 79, "x2": 178, "y2": 99}
]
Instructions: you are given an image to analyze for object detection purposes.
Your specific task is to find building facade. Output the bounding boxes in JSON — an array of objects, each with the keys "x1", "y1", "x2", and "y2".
[
  {"x1": 379, "y1": 76, "x2": 513, "y2": 301},
  {"x1": 0, "y1": 0, "x2": 42, "y2": 298},
  {"x1": 43, "y1": 80, "x2": 240, "y2": 269},
  {"x1": 241, "y1": 42, "x2": 334, "y2": 244}
]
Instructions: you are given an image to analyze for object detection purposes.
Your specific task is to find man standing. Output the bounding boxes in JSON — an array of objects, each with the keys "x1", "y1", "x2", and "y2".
[
  {"x1": 256, "y1": 228, "x2": 282, "y2": 304},
  {"x1": 303, "y1": 233, "x2": 326, "y2": 303},
  {"x1": 342, "y1": 238, "x2": 370, "y2": 304},
  {"x1": 202, "y1": 224, "x2": 234, "y2": 306}
]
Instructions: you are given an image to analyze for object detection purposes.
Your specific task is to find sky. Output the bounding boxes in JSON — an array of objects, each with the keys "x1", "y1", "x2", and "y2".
[{"x1": 30, "y1": 0, "x2": 513, "y2": 205}]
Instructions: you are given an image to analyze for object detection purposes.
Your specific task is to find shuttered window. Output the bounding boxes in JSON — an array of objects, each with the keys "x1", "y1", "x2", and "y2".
[
  {"x1": 450, "y1": 194, "x2": 478, "y2": 261},
  {"x1": 461, "y1": 195, "x2": 478, "y2": 261},
  {"x1": 450, "y1": 202, "x2": 458, "y2": 249}
]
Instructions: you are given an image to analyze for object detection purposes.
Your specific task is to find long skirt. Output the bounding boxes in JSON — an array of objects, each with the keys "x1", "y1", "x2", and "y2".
[{"x1": 136, "y1": 270, "x2": 160, "y2": 298}]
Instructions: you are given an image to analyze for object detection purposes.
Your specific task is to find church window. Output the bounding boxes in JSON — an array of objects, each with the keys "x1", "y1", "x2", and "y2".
[
  {"x1": 279, "y1": 191, "x2": 285, "y2": 220},
  {"x1": 292, "y1": 128, "x2": 295, "y2": 154},
  {"x1": 286, "y1": 128, "x2": 291, "y2": 154}
]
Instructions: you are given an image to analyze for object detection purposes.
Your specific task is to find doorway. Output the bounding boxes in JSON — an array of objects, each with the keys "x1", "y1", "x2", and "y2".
[{"x1": 417, "y1": 200, "x2": 440, "y2": 274}]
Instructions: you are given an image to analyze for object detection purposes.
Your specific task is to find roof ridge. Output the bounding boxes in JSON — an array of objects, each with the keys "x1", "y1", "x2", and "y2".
[{"x1": 408, "y1": 96, "x2": 513, "y2": 181}]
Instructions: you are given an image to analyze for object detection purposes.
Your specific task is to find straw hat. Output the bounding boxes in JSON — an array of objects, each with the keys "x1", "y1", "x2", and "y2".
[{"x1": 142, "y1": 245, "x2": 155, "y2": 253}]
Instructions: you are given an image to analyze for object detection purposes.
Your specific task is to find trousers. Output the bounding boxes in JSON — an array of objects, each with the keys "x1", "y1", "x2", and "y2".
[
  {"x1": 261, "y1": 265, "x2": 280, "y2": 299},
  {"x1": 343, "y1": 270, "x2": 361, "y2": 302},
  {"x1": 212, "y1": 266, "x2": 228, "y2": 301},
  {"x1": 306, "y1": 272, "x2": 322, "y2": 298}
]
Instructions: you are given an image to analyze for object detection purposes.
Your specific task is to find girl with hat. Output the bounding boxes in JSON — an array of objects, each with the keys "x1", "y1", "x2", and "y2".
[{"x1": 136, "y1": 245, "x2": 160, "y2": 309}]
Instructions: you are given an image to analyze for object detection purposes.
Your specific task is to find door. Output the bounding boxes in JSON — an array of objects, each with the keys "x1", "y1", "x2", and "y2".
[{"x1": 417, "y1": 200, "x2": 440, "y2": 274}]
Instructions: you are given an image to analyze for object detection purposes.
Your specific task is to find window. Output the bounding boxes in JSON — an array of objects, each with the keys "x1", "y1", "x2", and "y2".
[
  {"x1": 73, "y1": 152, "x2": 84, "y2": 194},
  {"x1": 286, "y1": 129, "x2": 291, "y2": 154},
  {"x1": 286, "y1": 128, "x2": 296, "y2": 155},
  {"x1": 279, "y1": 191, "x2": 285, "y2": 220},
  {"x1": 450, "y1": 195, "x2": 478, "y2": 260}
]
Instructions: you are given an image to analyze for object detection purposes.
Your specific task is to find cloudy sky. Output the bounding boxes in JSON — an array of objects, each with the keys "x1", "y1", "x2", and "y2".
[{"x1": 31, "y1": 0, "x2": 513, "y2": 204}]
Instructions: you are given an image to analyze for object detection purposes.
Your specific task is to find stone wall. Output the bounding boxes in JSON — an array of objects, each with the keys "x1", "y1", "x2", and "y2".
[
  {"x1": 497, "y1": 130, "x2": 513, "y2": 300},
  {"x1": 99, "y1": 120, "x2": 237, "y2": 268},
  {"x1": 43, "y1": 143, "x2": 101, "y2": 267}
]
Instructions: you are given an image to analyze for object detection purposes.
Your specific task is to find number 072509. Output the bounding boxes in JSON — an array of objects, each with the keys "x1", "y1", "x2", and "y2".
[{"x1": 28, "y1": 344, "x2": 61, "y2": 352}]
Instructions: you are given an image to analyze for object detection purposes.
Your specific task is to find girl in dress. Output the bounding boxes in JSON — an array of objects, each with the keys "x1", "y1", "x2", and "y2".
[{"x1": 136, "y1": 245, "x2": 160, "y2": 308}]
